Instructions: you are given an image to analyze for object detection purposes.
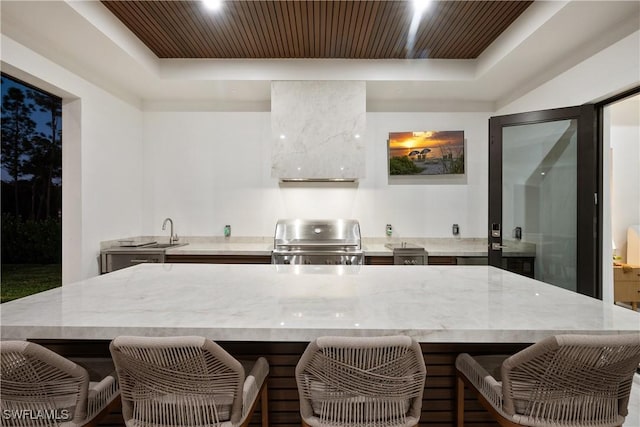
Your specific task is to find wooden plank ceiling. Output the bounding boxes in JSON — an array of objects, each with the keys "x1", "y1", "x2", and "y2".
[{"x1": 101, "y1": 1, "x2": 533, "y2": 59}]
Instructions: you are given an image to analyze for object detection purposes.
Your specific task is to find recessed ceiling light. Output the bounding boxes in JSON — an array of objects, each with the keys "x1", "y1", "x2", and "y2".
[
  {"x1": 413, "y1": 0, "x2": 431, "y2": 15},
  {"x1": 202, "y1": 0, "x2": 222, "y2": 11}
]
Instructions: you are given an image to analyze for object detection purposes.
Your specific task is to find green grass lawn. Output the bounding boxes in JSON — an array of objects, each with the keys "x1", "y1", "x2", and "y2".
[{"x1": 1, "y1": 264, "x2": 62, "y2": 303}]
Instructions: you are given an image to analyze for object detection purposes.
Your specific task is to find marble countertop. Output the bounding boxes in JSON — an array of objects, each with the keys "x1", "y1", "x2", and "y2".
[
  {"x1": 2, "y1": 264, "x2": 638, "y2": 343},
  {"x1": 363, "y1": 238, "x2": 533, "y2": 257},
  {"x1": 166, "y1": 242, "x2": 273, "y2": 256},
  {"x1": 103, "y1": 236, "x2": 534, "y2": 257}
]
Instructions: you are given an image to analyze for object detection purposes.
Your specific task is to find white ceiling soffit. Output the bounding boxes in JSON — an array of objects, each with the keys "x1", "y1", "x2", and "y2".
[{"x1": 1, "y1": 0, "x2": 639, "y2": 111}]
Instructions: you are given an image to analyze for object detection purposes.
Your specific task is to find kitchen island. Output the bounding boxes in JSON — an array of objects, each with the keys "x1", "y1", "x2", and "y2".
[
  {"x1": 3, "y1": 264, "x2": 638, "y2": 426},
  {"x1": 2, "y1": 263, "x2": 638, "y2": 341}
]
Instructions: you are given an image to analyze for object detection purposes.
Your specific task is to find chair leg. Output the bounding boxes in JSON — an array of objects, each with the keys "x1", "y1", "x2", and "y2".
[
  {"x1": 458, "y1": 373, "x2": 523, "y2": 427},
  {"x1": 240, "y1": 381, "x2": 269, "y2": 427},
  {"x1": 82, "y1": 396, "x2": 121, "y2": 427},
  {"x1": 456, "y1": 374, "x2": 465, "y2": 427},
  {"x1": 261, "y1": 382, "x2": 269, "y2": 427}
]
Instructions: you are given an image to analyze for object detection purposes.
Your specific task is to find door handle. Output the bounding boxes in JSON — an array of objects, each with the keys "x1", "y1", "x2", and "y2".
[{"x1": 491, "y1": 243, "x2": 508, "y2": 250}]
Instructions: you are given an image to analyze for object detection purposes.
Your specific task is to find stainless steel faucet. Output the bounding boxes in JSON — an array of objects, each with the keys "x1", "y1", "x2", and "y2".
[{"x1": 162, "y1": 217, "x2": 179, "y2": 244}]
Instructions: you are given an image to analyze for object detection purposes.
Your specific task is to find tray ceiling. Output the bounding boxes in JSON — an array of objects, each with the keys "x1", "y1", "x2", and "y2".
[
  {"x1": 101, "y1": 0, "x2": 533, "y2": 59},
  {"x1": 3, "y1": 0, "x2": 636, "y2": 108}
]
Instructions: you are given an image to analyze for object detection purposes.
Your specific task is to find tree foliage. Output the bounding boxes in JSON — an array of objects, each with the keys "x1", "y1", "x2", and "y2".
[
  {"x1": 1, "y1": 76, "x2": 62, "y2": 265},
  {"x1": 1, "y1": 213, "x2": 61, "y2": 264},
  {"x1": 26, "y1": 88, "x2": 63, "y2": 219},
  {"x1": 1, "y1": 77, "x2": 62, "y2": 220},
  {"x1": 1, "y1": 87, "x2": 36, "y2": 215}
]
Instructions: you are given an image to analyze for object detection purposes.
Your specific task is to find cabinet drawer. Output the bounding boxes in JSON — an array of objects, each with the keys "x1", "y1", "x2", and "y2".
[
  {"x1": 614, "y1": 280, "x2": 640, "y2": 302},
  {"x1": 613, "y1": 267, "x2": 640, "y2": 282},
  {"x1": 105, "y1": 253, "x2": 164, "y2": 273},
  {"x1": 365, "y1": 256, "x2": 394, "y2": 265},
  {"x1": 428, "y1": 256, "x2": 457, "y2": 265}
]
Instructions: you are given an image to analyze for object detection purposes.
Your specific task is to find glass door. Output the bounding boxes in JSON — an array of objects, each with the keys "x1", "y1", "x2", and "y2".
[{"x1": 489, "y1": 106, "x2": 599, "y2": 297}]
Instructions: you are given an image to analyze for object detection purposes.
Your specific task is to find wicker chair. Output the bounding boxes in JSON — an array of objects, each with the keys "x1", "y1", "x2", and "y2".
[
  {"x1": 455, "y1": 334, "x2": 640, "y2": 427},
  {"x1": 295, "y1": 335, "x2": 426, "y2": 427},
  {"x1": 109, "y1": 336, "x2": 269, "y2": 427},
  {"x1": 0, "y1": 340, "x2": 120, "y2": 427}
]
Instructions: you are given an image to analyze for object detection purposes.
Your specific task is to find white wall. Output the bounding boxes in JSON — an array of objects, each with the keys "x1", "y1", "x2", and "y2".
[
  {"x1": 143, "y1": 111, "x2": 490, "y2": 238},
  {"x1": 609, "y1": 96, "x2": 640, "y2": 263},
  {"x1": 142, "y1": 112, "x2": 273, "y2": 237},
  {"x1": 497, "y1": 30, "x2": 640, "y2": 114},
  {"x1": 1, "y1": 35, "x2": 145, "y2": 282}
]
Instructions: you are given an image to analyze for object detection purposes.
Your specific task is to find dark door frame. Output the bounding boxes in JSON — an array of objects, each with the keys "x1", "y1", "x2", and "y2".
[{"x1": 489, "y1": 105, "x2": 598, "y2": 298}]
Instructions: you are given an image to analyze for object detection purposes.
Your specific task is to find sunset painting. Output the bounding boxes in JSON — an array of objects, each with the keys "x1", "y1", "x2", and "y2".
[{"x1": 388, "y1": 130, "x2": 465, "y2": 176}]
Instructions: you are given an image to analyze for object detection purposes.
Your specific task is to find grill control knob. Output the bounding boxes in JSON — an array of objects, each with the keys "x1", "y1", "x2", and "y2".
[
  {"x1": 346, "y1": 259, "x2": 352, "y2": 265},
  {"x1": 304, "y1": 259, "x2": 311, "y2": 265}
]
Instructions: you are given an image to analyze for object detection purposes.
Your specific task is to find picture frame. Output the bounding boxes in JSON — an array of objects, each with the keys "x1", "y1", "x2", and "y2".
[{"x1": 388, "y1": 130, "x2": 465, "y2": 176}]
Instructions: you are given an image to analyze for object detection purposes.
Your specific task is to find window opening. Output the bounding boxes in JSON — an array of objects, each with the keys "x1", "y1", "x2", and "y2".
[{"x1": 1, "y1": 74, "x2": 62, "y2": 302}]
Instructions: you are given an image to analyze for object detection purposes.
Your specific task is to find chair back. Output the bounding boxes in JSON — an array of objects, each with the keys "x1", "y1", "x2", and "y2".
[
  {"x1": 110, "y1": 336, "x2": 245, "y2": 426},
  {"x1": 296, "y1": 335, "x2": 426, "y2": 427},
  {"x1": 0, "y1": 340, "x2": 89, "y2": 426},
  {"x1": 501, "y1": 334, "x2": 640, "y2": 426}
]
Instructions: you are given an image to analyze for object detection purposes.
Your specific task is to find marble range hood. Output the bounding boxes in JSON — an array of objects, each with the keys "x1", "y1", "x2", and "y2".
[{"x1": 271, "y1": 81, "x2": 366, "y2": 182}]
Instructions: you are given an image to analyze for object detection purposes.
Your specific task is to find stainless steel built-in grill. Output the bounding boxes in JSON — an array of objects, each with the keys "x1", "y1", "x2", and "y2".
[{"x1": 271, "y1": 219, "x2": 364, "y2": 265}]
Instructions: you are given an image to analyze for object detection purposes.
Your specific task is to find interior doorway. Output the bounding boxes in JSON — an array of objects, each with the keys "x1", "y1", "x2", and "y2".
[{"x1": 602, "y1": 90, "x2": 640, "y2": 311}]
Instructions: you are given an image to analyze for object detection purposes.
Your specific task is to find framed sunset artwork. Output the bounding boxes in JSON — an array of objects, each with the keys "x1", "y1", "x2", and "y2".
[{"x1": 388, "y1": 130, "x2": 465, "y2": 176}]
